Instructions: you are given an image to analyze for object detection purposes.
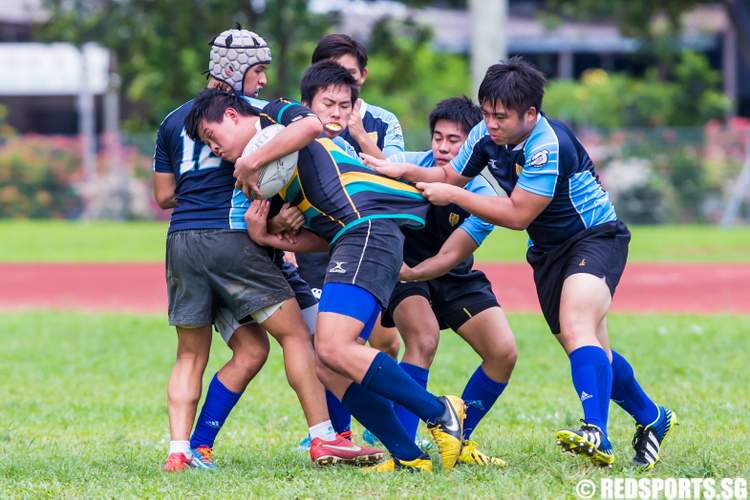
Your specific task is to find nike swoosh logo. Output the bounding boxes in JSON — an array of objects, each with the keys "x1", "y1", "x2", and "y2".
[
  {"x1": 444, "y1": 405, "x2": 459, "y2": 433},
  {"x1": 322, "y1": 444, "x2": 362, "y2": 452}
]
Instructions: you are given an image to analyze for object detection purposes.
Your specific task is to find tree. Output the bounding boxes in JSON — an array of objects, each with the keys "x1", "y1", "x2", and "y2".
[{"x1": 39, "y1": 0, "x2": 330, "y2": 131}]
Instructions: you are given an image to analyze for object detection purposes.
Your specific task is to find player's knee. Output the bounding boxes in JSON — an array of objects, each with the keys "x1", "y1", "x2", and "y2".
[
  {"x1": 403, "y1": 329, "x2": 439, "y2": 365},
  {"x1": 314, "y1": 335, "x2": 343, "y2": 370},
  {"x1": 230, "y1": 346, "x2": 269, "y2": 378}
]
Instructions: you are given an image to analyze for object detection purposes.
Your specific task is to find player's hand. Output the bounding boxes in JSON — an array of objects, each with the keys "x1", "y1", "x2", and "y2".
[
  {"x1": 282, "y1": 251, "x2": 298, "y2": 266},
  {"x1": 416, "y1": 181, "x2": 459, "y2": 206},
  {"x1": 347, "y1": 99, "x2": 367, "y2": 140},
  {"x1": 244, "y1": 199, "x2": 271, "y2": 243},
  {"x1": 361, "y1": 154, "x2": 407, "y2": 179},
  {"x1": 268, "y1": 203, "x2": 304, "y2": 235},
  {"x1": 234, "y1": 154, "x2": 264, "y2": 199}
]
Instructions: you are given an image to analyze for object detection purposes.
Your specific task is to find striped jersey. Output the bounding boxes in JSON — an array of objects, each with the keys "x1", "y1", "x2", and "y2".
[{"x1": 450, "y1": 114, "x2": 617, "y2": 251}]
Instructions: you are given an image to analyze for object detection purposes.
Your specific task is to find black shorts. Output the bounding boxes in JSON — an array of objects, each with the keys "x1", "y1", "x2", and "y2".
[
  {"x1": 526, "y1": 220, "x2": 630, "y2": 334},
  {"x1": 296, "y1": 251, "x2": 329, "y2": 297},
  {"x1": 166, "y1": 230, "x2": 293, "y2": 327},
  {"x1": 276, "y1": 256, "x2": 319, "y2": 310},
  {"x1": 382, "y1": 268, "x2": 499, "y2": 331},
  {"x1": 325, "y1": 219, "x2": 404, "y2": 308}
]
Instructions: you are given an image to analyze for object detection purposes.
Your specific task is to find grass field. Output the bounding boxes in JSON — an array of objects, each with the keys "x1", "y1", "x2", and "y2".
[
  {"x1": 1, "y1": 311, "x2": 748, "y2": 497},
  {"x1": 1, "y1": 220, "x2": 750, "y2": 262}
]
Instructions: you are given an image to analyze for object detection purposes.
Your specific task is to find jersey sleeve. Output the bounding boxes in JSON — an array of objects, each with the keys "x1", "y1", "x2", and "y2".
[
  {"x1": 262, "y1": 98, "x2": 318, "y2": 127},
  {"x1": 152, "y1": 121, "x2": 174, "y2": 173},
  {"x1": 449, "y1": 121, "x2": 489, "y2": 179},
  {"x1": 332, "y1": 136, "x2": 359, "y2": 158},
  {"x1": 457, "y1": 175, "x2": 495, "y2": 246},
  {"x1": 380, "y1": 109, "x2": 405, "y2": 158},
  {"x1": 516, "y1": 129, "x2": 560, "y2": 198}
]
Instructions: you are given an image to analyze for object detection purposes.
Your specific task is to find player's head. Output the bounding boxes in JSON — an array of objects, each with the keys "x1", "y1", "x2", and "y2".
[
  {"x1": 207, "y1": 27, "x2": 272, "y2": 97},
  {"x1": 311, "y1": 34, "x2": 368, "y2": 87},
  {"x1": 300, "y1": 61, "x2": 359, "y2": 138},
  {"x1": 478, "y1": 56, "x2": 546, "y2": 145},
  {"x1": 185, "y1": 89, "x2": 259, "y2": 162},
  {"x1": 428, "y1": 97, "x2": 483, "y2": 166}
]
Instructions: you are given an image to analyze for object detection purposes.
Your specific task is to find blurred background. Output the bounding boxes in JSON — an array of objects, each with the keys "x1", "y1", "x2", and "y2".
[{"x1": 0, "y1": 0, "x2": 749, "y2": 226}]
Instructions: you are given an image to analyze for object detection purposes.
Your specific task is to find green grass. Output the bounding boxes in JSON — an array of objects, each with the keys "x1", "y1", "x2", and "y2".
[
  {"x1": 1, "y1": 220, "x2": 749, "y2": 262},
  {"x1": 1, "y1": 311, "x2": 748, "y2": 497}
]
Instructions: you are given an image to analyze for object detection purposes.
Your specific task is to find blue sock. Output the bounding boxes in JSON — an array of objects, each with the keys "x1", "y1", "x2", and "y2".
[
  {"x1": 611, "y1": 351, "x2": 659, "y2": 426},
  {"x1": 568, "y1": 346, "x2": 612, "y2": 434},
  {"x1": 461, "y1": 365, "x2": 507, "y2": 440},
  {"x1": 341, "y1": 383, "x2": 423, "y2": 461},
  {"x1": 393, "y1": 362, "x2": 429, "y2": 441},
  {"x1": 190, "y1": 373, "x2": 242, "y2": 449},
  {"x1": 325, "y1": 389, "x2": 352, "y2": 434},
  {"x1": 361, "y1": 352, "x2": 444, "y2": 423}
]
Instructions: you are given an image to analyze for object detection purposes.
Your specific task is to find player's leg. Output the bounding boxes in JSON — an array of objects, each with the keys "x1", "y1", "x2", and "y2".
[
  {"x1": 452, "y1": 306, "x2": 516, "y2": 466},
  {"x1": 390, "y1": 292, "x2": 440, "y2": 441},
  {"x1": 189, "y1": 316, "x2": 270, "y2": 469},
  {"x1": 603, "y1": 318, "x2": 677, "y2": 470},
  {"x1": 367, "y1": 324, "x2": 401, "y2": 359},
  {"x1": 165, "y1": 325, "x2": 212, "y2": 471}
]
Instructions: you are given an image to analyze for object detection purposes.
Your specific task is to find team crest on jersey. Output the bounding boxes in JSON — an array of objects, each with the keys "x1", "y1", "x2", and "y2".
[
  {"x1": 448, "y1": 212, "x2": 460, "y2": 227},
  {"x1": 515, "y1": 163, "x2": 523, "y2": 175},
  {"x1": 368, "y1": 131, "x2": 379, "y2": 143},
  {"x1": 530, "y1": 150, "x2": 549, "y2": 167}
]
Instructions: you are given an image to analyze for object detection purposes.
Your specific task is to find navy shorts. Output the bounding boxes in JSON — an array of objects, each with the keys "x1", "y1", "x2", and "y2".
[
  {"x1": 526, "y1": 220, "x2": 630, "y2": 334},
  {"x1": 324, "y1": 218, "x2": 404, "y2": 308},
  {"x1": 382, "y1": 268, "x2": 499, "y2": 331},
  {"x1": 295, "y1": 251, "x2": 329, "y2": 298},
  {"x1": 275, "y1": 254, "x2": 318, "y2": 310}
]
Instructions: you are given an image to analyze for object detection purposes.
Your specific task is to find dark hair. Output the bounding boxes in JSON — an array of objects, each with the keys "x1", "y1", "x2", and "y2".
[
  {"x1": 184, "y1": 89, "x2": 258, "y2": 141},
  {"x1": 478, "y1": 56, "x2": 546, "y2": 117},
  {"x1": 311, "y1": 33, "x2": 368, "y2": 72},
  {"x1": 428, "y1": 96, "x2": 483, "y2": 136},
  {"x1": 300, "y1": 61, "x2": 359, "y2": 105}
]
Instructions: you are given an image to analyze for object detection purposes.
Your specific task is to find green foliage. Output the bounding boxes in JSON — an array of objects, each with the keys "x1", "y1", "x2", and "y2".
[
  {"x1": 544, "y1": 52, "x2": 729, "y2": 128},
  {"x1": 363, "y1": 19, "x2": 472, "y2": 149},
  {"x1": 39, "y1": 0, "x2": 330, "y2": 132},
  {"x1": 1, "y1": 311, "x2": 748, "y2": 496}
]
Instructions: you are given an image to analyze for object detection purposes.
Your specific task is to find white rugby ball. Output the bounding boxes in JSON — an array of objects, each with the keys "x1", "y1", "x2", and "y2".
[{"x1": 241, "y1": 123, "x2": 298, "y2": 199}]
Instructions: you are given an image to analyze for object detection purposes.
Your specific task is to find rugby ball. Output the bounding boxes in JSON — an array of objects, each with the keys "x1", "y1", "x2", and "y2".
[{"x1": 241, "y1": 124, "x2": 298, "y2": 199}]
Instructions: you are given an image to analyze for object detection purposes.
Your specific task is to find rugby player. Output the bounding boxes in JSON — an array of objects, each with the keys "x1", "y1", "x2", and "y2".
[
  {"x1": 369, "y1": 97, "x2": 516, "y2": 466},
  {"x1": 185, "y1": 66, "x2": 467, "y2": 472},
  {"x1": 369, "y1": 57, "x2": 676, "y2": 469},
  {"x1": 153, "y1": 28, "x2": 380, "y2": 472}
]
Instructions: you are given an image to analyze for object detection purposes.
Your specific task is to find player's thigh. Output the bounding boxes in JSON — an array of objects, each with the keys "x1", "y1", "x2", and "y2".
[
  {"x1": 558, "y1": 273, "x2": 612, "y2": 351},
  {"x1": 392, "y1": 293, "x2": 440, "y2": 351},
  {"x1": 256, "y1": 297, "x2": 310, "y2": 342},
  {"x1": 455, "y1": 306, "x2": 516, "y2": 363},
  {"x1": 227, "y1": 322, "x2": 270, "y2": 363},
  {"x1": 166, "y1": 231, "x2": 216, "y2": 328},
  {"x1": 175, "y1": 325, "x2": 213, "y2": 360}
]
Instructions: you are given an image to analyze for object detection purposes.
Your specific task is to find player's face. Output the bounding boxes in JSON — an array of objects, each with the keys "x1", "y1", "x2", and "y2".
[
  {"x1": 243, "y1": 64, "x2": 269, "y2": 97},
  {"x1": 308, "y1": 85, "x2": 354, "y2": 138},
  {"x1": 197, "y1": 108, "x2": 253, "y2": 162},
  {"x1": 332, "y1": 54, "x2": 368, "y2": 87},
  {"x1": 431, "y1": 119, "x2": 467, "y2": 166},
  {"x1": 481, "y1": 100, "x2": 537, "y2": 146}
]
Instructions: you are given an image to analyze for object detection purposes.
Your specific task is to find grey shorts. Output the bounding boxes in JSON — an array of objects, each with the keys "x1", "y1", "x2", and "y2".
[
  {"x1": 166, "y1": 229, "x2": 293, "y2": 327},
  {"x1": 324, "y1": 219, "x2": 405, "y2": 307}
]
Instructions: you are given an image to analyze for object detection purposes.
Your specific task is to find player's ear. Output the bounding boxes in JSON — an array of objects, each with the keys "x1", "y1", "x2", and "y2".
[
  {"x1": 360, "y1": 67, "x2": 368, "y2": 84},
  {"x1": 225, "y1": 107, "x2": 239, "y2": 123}
]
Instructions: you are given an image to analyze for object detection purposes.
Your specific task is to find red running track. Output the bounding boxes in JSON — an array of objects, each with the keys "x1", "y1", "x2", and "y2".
[{"x1": 0, "y1": 262, "x2": 749, "y2": 315}]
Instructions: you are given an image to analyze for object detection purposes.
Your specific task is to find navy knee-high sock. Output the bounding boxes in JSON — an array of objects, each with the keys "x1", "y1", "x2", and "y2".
[
  {"x1": 361, "y1": 352, "x2": 444, "y2": 423},
  {"x1": 461, "y1": 365, "x2": 507, "y2": 440},
  {"x1": 393, "y1": 362, "x2": 429, "y2": 441},
  {"x1": 568, "y1": 346, "x2": 612, "y2": 434},
  {"x1": 325, "y1": 390, "x2": 352, "y2": 434},
  {"x1": 611, "y1": 351, "x2": 659, "y2": 426},
  {"x1": 341, "y1": 383, "x2": 423, "y2": 461},
  {"x1": 190, "y1": 373, "x2": 242, "y2": 449}
]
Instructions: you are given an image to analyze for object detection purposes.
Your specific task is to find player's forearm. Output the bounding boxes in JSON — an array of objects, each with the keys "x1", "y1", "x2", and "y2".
[
  {"x1": 250, "y1": 229, "x2": 328, "y2": 253},
  {"x1": 451, "y1": 189, "x2": 528, "y2": 230},
  {"x1": 400, "y1": 165, "x2": 447, "y2": 184},
  {"x1": 153, "y1": 173, "x2": 177, "y2": 209},
  {"x1": 352, "y1": 132, "x2": 385, "y2": 160},
  {"x1": 408, "y1": 231, "x2": 478, "y2": 281},
  {"x1": 250, "y1": 116, "x2": 322, "y2": 168}
]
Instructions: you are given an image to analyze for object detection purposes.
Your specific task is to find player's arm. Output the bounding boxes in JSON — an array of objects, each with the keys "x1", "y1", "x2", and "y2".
[
  {"x1": 418, "y1": 140, "x2": 559, "y2": 230},
  {"x1": 400, "y1": 229, "x2": 478, "y2": 282},
  {"x1": 152, "y1": 122, "x2": 177, "y2": 209},
  {"x1": 347, "y1": 99, "x2": 385, "y2": 159},
  {"x1": 235, "y1": 100, "x2": 323, "y2": 198},
  {"x1": 245, "y1": 199, "x2": 328, "y2": 252},
  {"x1": 268, "y1": 203, "x2": 305, "y2": 235},
  {"x1": 153, "y1": 173, "x2": 177, "y2": 209}
]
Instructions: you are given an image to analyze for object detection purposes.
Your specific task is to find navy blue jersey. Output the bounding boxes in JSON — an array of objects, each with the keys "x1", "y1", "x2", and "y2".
[
  {"x1": 153, "y1": 96, "x2": 314, "y2": 234},
  {"x1": 392, "y1": 150, "x2": 497, "y2": 268},
  {"x1": 450, "y1": 114, "x2": 617, "y2": 251},
  {"x1": 340, "y1": 100, "x2": 404, "y2": 157}
]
